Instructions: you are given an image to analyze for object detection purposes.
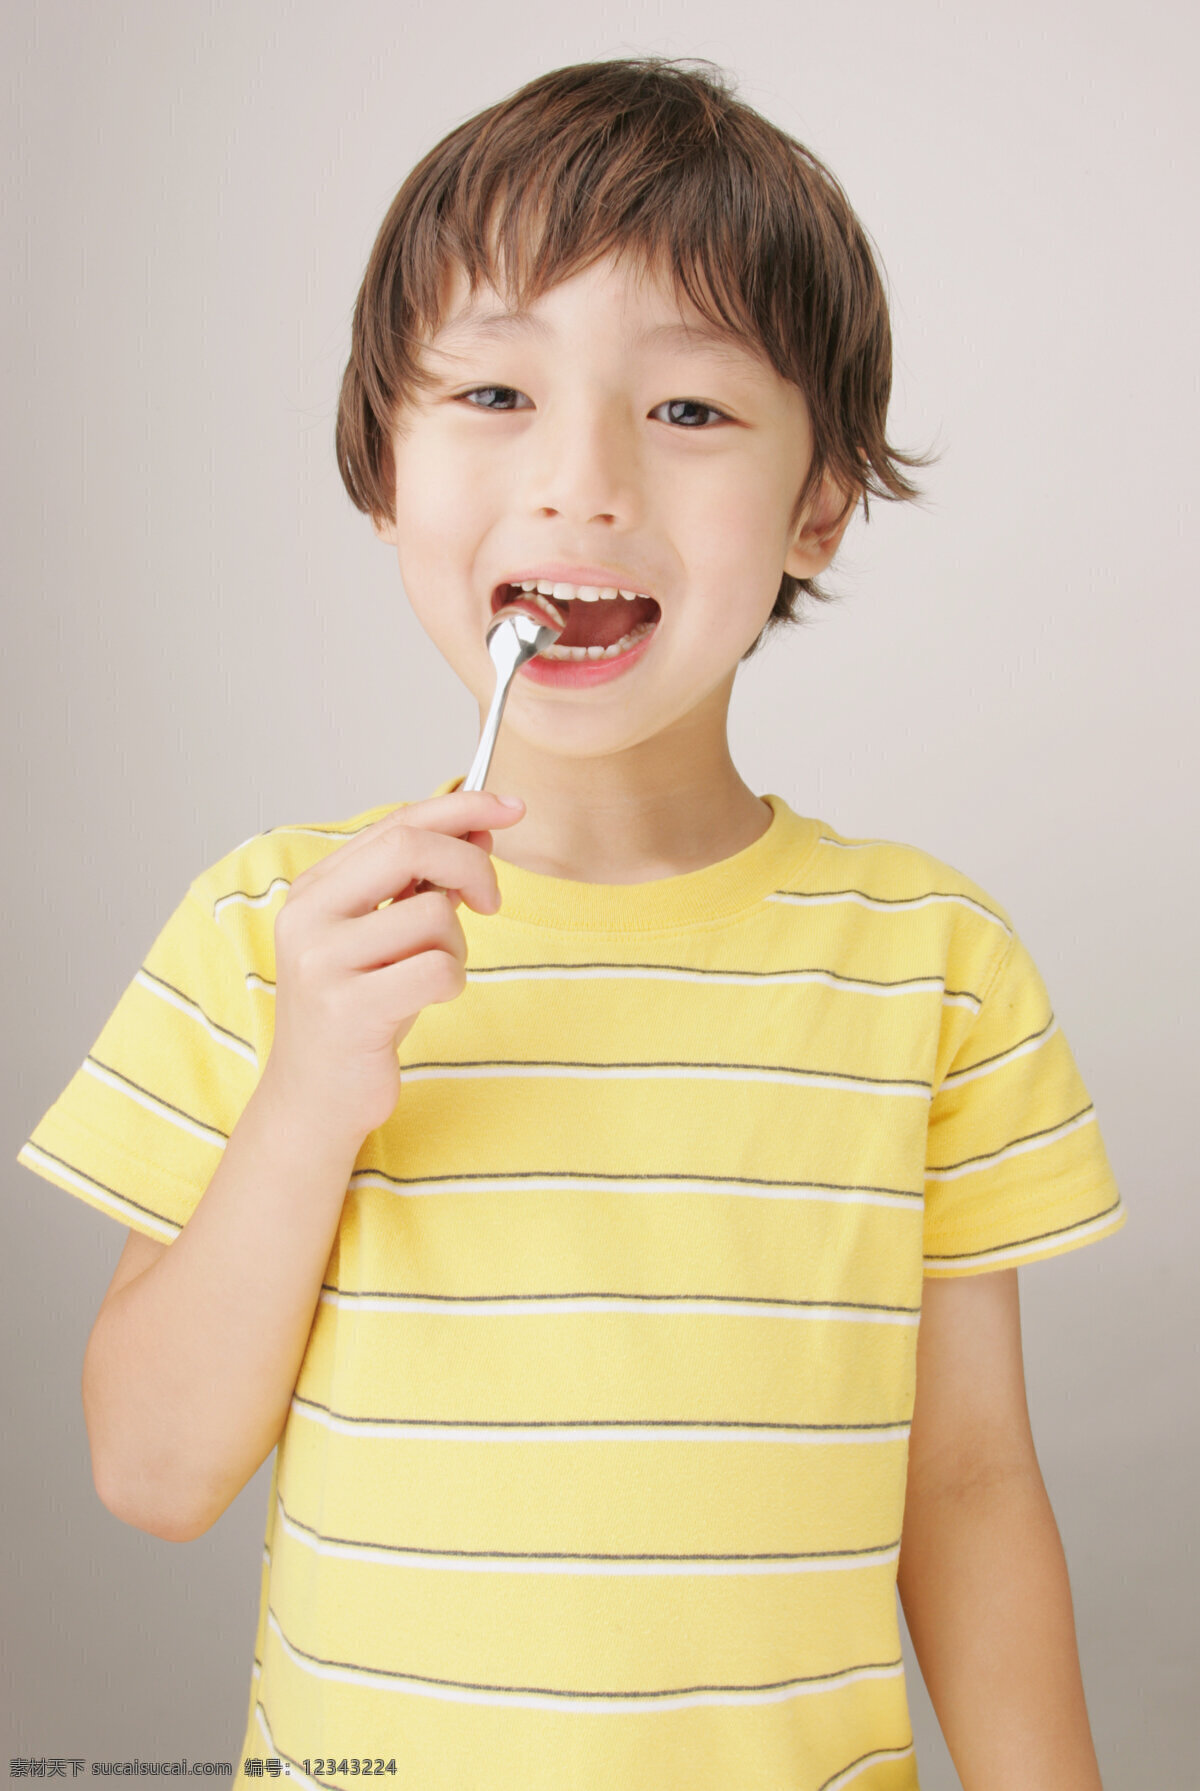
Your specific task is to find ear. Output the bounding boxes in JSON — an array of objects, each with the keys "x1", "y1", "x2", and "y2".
[
  {"x1": 371, "y1": 511, "x2": 399, "y2": 546},
  {"x1": 783, "y1": 470, "x2": 858, "y2": 582}
]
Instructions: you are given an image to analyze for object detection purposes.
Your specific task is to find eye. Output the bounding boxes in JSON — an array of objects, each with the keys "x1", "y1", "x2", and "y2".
[
  {"x1": 456, "y1": 389, "x2": 729, "y2": 426},
  {"x1": 653, "y1": 398, "x2": 729, "y2": 429},
  {"x1": 458, "y1": 386, "x2": 531, "y2": 411}
]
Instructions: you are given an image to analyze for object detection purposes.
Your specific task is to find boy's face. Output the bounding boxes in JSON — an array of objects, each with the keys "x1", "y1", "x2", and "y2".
[{"x1": 374, "y1": 251, "x2": 850, "y2": 776}]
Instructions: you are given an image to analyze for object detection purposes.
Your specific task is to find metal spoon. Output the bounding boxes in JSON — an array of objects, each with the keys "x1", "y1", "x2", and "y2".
[{"x1": 413, "y1": 604, "x2": 564, "y2": 896}]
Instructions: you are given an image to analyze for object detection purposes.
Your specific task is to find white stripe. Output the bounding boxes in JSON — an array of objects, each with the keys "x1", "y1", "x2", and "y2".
[
  {"x1": 214, "y1": 877, "x2": 290, "y2": 917},
  {"x1": 275, "y1": 1500, "x2": 902, "y2": 1578},
  {"x1": 471, "y1": 963, "x2": 946, "y2": 999},
  {"x1": 824, "y1": 1742, "x2": 918, "y2": 1789},
  {"x1": 348, "y1": 1168, "x2": 924, "y2": 1211},
  {"x1": 925, "y1": 1202, "x2": 1125, "y2": 1271},
  {"x1": 290, "y1": 1398, "x2": 910, "y2": 1447},
  {"x1": 246, "y1": 966, "x2": 972, "y2": 1010},
  {"x1": 317, "y1": 1288, "x2": 919, "y2": 1324},
  {"x1": 940, "y1": 1020, "x2": 1056, "y2": 1090},
  {"x1": 397, "y1": 1061, "x2": 932, "y2": 1099},
  {"x1": 81, "y1": 1059, "x2": 227, "y2": 1148},
  {"x1": 926, "y1": 1107, "x2": 1095, "y2": 1182},
  {"x1": 266, "y1": 823, "x2": 372, "y2": 839},
  {"x1": 768, "y1": 888, "x2": 1012, "y2": 934},
  {"x1": 815, "y1": 835, "x2": 888, "y2": 850},
  {"x1": 134, "y1": 969, "x2": 258, "y2": 1067},
  {"x1": 265, "y1": 1609, "x2": 905, "y2": 1712},
  {"x1": 252, "y1": 1704, "x2": 318, "y2": 1788},
  {"x1": 16, "y1": 1144, "x2": 179, "y2": 1240}
]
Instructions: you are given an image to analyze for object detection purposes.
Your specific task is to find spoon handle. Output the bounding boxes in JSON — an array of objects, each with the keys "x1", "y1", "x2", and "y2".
[
  {"x1": 412, "y1": 608, "x2": 559, "y2": 897},
  {"x1": 460, "y1": 640, "x2": 519, "y2": 792}
]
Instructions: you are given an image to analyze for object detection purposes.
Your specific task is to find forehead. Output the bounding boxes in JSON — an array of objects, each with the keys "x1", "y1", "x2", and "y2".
[{"x1": 425, "y1": 253, "x2": 771, "y2": 377}]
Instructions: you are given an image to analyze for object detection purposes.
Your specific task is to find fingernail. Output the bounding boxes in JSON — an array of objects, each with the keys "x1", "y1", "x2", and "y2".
[{"x1": 496, "y1": 795, "x2": 523, "y2": 810}]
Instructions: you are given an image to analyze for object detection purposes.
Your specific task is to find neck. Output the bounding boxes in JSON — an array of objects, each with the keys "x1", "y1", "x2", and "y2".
[{"x1": 482, "y1": 712, "x2": 770, "y2": 884}]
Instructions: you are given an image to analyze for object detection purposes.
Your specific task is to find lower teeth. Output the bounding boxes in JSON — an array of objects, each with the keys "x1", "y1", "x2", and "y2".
[{"x1": 539, "y1": 620, "x2": 656, "y2": 662}]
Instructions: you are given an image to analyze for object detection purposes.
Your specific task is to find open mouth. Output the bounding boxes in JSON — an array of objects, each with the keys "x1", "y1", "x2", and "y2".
[{"x1": 491, "y1": 582, "x2": 661, "y2": 658}]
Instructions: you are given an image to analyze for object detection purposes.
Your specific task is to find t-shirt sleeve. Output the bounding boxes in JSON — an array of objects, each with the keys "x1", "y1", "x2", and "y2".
[
  {"x1": 15, "y1": 884, "x2": 262, "y2": 1244},
  {"x1": 923, "y1": 927, "x2": 1126, "y2": 1276}
]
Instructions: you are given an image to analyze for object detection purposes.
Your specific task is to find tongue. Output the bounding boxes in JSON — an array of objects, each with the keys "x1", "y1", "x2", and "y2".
[{"x1": 558, "y1": 594, "x2": 658, "y2": 648}]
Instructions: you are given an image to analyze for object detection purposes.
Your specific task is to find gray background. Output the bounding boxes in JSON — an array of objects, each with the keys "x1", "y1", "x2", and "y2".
[{"x1": 4, "y1": 1, "x2": 1196, "y2": 1784}]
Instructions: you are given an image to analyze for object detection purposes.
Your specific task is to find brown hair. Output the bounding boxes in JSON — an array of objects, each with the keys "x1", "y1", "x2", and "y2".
[{"x1": 336, "y1": 56, "x2": 928, "y2": 659}]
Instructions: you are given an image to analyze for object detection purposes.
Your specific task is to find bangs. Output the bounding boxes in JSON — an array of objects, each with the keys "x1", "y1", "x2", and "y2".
[
  {"x1": 405, "y1": 130, "x2": 782, "y2": 384},
  {"x1": 361, "y1": 70, "x2": 802, "y2": 424}
]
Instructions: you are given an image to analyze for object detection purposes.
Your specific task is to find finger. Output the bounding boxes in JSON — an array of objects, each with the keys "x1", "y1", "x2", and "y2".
[
  {"x1": 336, "y1": 890, "x2": 468, "y2": 975},
  {"x1": 291, "y1": 794, "x2": 520, "y2": 895},
  {"x1": 305, "y1": 824, "x2": 504, "y2": 921}
]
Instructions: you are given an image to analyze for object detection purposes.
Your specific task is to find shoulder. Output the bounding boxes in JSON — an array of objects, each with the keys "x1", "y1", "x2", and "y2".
[
  {"x1": 809, "y1": 821, "x2": 1014, "y2": 936},
  {"x1": 808, "y1": 821, "x2": 1013, "y2": 927},
  {"x1": 801, "y1": 821, "x2": 1019, "y2": 1014},
  {"x1": 185, "y1": 798, "x2": 408, "y2": 919}
]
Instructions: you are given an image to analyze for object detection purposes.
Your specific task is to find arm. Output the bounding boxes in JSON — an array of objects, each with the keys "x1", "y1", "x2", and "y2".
[
  {"x1": 896, "y1": 1269, "x2": 1105, "y2": 1790},
  {"x1": 81, "y1": 790, "x2": 517, "y2": 1545},
  {"x1": 82, "y1": 1068, "x2": 362, "y2": 1542}
]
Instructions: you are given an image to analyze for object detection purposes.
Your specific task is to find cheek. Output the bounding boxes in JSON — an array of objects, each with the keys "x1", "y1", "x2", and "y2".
[
  {"x1": 676, "y1": 479, "x2": 781, "y2": 587},
  {"x1": 392, "y1": 431, "x2": 492, "y2": 542},
  {"x1": 668, "y1": 473, "x2": 792, "y2": 642},
  {"x1": 672, "y1": 451, "x2": 779, "y2": 537}
]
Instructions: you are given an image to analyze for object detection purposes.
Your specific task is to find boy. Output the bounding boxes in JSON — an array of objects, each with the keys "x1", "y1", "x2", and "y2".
[{"x1": 17, "y1": 56, "x2": 1125, "y2": 1791}]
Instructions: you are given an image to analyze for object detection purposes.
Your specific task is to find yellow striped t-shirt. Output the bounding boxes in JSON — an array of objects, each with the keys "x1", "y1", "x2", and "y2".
[{"x1": 16, "y1": 779, "x2": 1126, "y2": 1791}]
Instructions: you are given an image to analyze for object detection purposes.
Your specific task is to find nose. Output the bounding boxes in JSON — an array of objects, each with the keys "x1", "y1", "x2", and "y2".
[{"x1": 524, "y1": 396, "x2": 640, "y2": 527}]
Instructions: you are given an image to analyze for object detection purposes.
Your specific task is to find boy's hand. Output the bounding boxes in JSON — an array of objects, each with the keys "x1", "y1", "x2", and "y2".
[{"x1": 263, "y1": 791, "x2": 524, "y2": 1147}]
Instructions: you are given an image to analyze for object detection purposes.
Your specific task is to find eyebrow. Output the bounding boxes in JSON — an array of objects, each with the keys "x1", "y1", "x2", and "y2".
[{"x1": 429, "y1": 309, "x2": 755, "y2": 367}]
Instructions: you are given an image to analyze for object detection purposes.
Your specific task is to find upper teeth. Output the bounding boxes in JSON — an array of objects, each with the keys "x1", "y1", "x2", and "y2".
[{"x1": 517, "y1": 579, "x2": 647, "y2": 603}]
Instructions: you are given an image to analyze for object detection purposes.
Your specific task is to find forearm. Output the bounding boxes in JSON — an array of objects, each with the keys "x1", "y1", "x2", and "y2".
[
  {"x1": 82, "y1": 1069, "x2": 364, "y2": 1541},
  {"x1": 896, "y1": 1466, "x2": 1103, "y2": 1790}
]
